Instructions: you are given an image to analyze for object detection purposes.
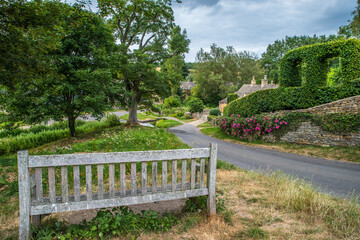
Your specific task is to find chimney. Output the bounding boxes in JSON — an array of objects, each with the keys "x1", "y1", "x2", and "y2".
[
  {"x1": 261, "y1": 75, "x2": 268, "y2": 87},
  {"x1": 251, "y1": 76, "x2": 256, "y2": 85}
]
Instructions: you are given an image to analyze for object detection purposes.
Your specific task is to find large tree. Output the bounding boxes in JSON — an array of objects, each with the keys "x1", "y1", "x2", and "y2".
[
  {"x1": 193, "y1": 44, "x2": 263, "y2": 106},
  {"x1": 98, "y1": 0, "x2": 190, "y2": 125},
  {"x1": 0, "y1": 1, "x2": 119, "y2": 136}
]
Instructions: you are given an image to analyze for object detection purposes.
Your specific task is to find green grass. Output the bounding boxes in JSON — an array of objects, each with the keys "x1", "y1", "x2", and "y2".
[
  {"x1": 119, "y1": 112, "x2": 157, "y2": 121},
  {"x1": 201, "y1": 127, "x2": 360, "y2": 163},
  {"x1": 155, "y1": 119, "x2": 183, "y2": 128},
  {"x1": 197, "y1": 122, "x2": 213, "y2": 128}
]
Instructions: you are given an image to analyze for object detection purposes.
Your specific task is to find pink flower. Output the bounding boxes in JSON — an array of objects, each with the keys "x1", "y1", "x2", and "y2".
[
  {"x1": 284, "y1": 122, "x2": 288, "y2": 125},
  {"x1": 276, "y1": 125, "x2": 280, "y2": 129},
  {"x1": 265, "y1": 117, "x2": 268, "y2": 120}
]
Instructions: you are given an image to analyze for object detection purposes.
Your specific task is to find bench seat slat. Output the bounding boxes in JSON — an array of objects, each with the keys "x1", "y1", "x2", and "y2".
[
  {"x1": 28, "y1": 148, "x2": 210, "y2": 167},
  {"x1": 31, "y1": 186, "x2": 208, "y2": 215}
]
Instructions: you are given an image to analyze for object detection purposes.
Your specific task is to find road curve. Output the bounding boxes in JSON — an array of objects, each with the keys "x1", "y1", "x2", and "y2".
[{"x1": 170, "y1": 123, "x2": 360, "y2": 198}]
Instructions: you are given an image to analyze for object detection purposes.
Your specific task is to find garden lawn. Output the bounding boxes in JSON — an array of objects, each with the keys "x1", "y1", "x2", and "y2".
[
  {"x1": 201, "y1": 127, "x2": 360, "y2": 163},
  {"x1": 155, "y1": 119, "x2": 183, "y2": 128},
  {"x1": 119, "y1": 112, "x2": 157, "y2": 121}
]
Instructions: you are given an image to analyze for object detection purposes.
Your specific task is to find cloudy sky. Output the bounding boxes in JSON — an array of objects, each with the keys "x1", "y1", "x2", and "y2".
[{"x1": 172, "y1": 0, "x2": 356, "y2": 61}]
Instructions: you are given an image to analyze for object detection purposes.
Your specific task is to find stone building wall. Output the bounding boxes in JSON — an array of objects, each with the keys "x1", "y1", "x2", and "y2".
[{"x1": 262, "y1": 95, "x2": 360, "y2": 147}]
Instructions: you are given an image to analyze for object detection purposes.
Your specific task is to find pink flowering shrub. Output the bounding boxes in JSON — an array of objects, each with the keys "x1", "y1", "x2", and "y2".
[{"x1": 215, "y1": 114, "x2": 288, "y2": 140}]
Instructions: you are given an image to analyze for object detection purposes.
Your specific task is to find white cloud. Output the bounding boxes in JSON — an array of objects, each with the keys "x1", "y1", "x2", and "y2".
[{"x1": 173, "y1": 0, "x2": 355, "y2": 62}]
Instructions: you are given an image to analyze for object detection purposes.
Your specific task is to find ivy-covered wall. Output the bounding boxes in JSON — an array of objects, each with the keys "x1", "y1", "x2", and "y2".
[{"x1": 279, "y1": 39, "x2": 360, "y2": 87}]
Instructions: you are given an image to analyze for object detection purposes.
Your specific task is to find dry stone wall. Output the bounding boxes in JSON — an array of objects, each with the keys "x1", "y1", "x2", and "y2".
[{"x1": 262, "y1": 95, "x2": 360, "y2": 147}]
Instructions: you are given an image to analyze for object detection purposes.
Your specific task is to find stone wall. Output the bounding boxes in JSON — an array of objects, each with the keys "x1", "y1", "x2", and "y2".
[{"x1": 262, "y1": 95, "x2": 360, "y2": 147}]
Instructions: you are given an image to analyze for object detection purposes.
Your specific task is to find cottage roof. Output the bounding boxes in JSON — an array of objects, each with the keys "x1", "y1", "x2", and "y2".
[
  {"x1": 235, "y1": 83, "x2": 278, "y2": 98},
  {"x1": 180, "y1": 81, "x2": 196, "y2": 91}
]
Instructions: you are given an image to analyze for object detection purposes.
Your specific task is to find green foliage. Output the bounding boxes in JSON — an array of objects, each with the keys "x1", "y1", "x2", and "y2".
[
  {"x1": 327, "y1": 67, "x2": 343, "y2": 86},
  {"x1": 155, "y1": 119, "x2": 182, "y2": 128},
  {"x1": 261, "y1": 34, "x2": 339, "y2": 83},
  {"x1": 0, "y1": 121, "x2": 109, "y2": 155},
  {"x1": 207, "y1": 115, "x2": 217, "y2": 123},
  {"x1": 164, "y1": 96, "x2": 181, "y2": 108},
  {"x1": 209, "y1": 108, "x2": 221, "y2": 116},
  {"x1": 227, "y1": 93, "x2": 238, "y2": 104},
  {"x1": 1, "y1": 2, "x2": 119, "y2": 137},
  {"x1": 103, "y1": 114, "x2": 121, "y2": 127},
  {"x1": 187, "y1": 97, "x2": 204, "y2": 113},
  {"x1": 225, "y1": 80, "x2": 360, "y2": 117},
  {"x1": 216, "y1": 160, "x2": 237, "y2": 170},
  {"x1": 338, "y1": 0, "x2": 360, "y2": 38},
  {"x1": 183, "y1": 193, "x2": 227, "y2": 214},
  {"x1": 98, "y1": 0, "x2": 190, "y2": 124},
  {"x1": 193, "y1": 44, "x2": 264, "y2": 105},
  {"x1": 235, "y1": 227, "x2": 269, "y2": 239},
  {"x1": 33, "y1": 207, "x2": 179, "y2": 239},
  {"x1": 279, "y1": 39, "x2": 360, "y2": 87}
]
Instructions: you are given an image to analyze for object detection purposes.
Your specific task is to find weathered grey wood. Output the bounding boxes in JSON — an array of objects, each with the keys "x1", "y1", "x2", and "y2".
[
  {"x1": 86, "y1": 165, "x2": 92, "y2": 201},
  {"x1": 191, "y1": 159, "x2": 196, "y2": 190},
  {"x1": 48, "y1": 167, "x2": 56, "y2": 203},
  {"x1": 120, "y1": 163, "x2": 126, "y2": 197},
  {"x1": 109, "y1": 164, "x2": 115, "y2": 198},
  {"x1": 181, "y1": 160, "x2": 187, "y2": 191},
  {"x1": 18, "y1": 150, "x2": 31, "y2": 240},
  {"x1": 61, "y1": 167, "x2": 68, "y2": 203},
  {"x1": 131, "y1": 162, "x2": 136, "y2": 196},
  {"x1": 31, "y1": 215, "x2": 41, "y2": 228},
  {"x1": 97, "y1": 165, "x2": 104, "y2": 200},
  {"x1": 200, "y1": 158, "x2": 205, "y2": 189},
  {"x1": 35, "y1": 168, "x2": 43, "y2": 203},
  {"x1": 31, "y1": 188, "x2": 209, "y2": 215},
  {"x1": 29, "y1": 148, "x2": 211, "y2": 167},
  {"x1": 141, "y1": 162, "x2": 147, "y2": 195},
  {"x1": 172, "y1": 160, "x2": 177, "y2": 192},
  {"x1": 162, "y1": 160, "x2": 167, "y2": 193},
  {"x1": 207, "y1": 143, "x2": 217, "y2": 216},
  {"x1": 73, "y1": 166, "x2": 80, "y2": 202},
  {"x1": 152, "y1": 161, "x2": 157, "y2": 193}
]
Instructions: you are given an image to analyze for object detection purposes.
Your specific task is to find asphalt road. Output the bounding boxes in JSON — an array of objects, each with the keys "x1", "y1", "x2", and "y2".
[{"x1": 170, "y1": 123, "x2": 360, "y2": 198}]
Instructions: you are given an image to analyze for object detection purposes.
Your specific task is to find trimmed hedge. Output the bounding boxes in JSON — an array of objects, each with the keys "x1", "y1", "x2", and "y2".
[
  {"x1": 227, "y1": 93, "x2": 238, "y2": 104},
  {"x1": 209, "y1": 108, "x2": 221, "y2": 116},
  {"x1": 279, "y1": 39, "x2": 360, "y2": 87},
  {"x1": 225, "y1": 80, "x2": 360, "y2": 117}
]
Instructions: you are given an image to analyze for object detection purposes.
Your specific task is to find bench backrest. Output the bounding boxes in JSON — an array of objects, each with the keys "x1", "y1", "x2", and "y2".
[{"x1": 18, "y1": 144, "x2": 217, "y2": 218}]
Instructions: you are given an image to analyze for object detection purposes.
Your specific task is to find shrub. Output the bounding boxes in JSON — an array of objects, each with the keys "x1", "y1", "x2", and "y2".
[
  {"x1": 215, "y1": 115, "x2": 288, "y2": 140},
  {"x1": 164, "y1": 96, "x2": 181, "y2": 108},
  {"x1": 207, "y1": 115, "x2": 217, "y2": 123},
  {"x1": 225, "y1": 80, "x2": 360, "y2": 117},
  {"x1": 279, "y1": 39, "x2": 360, "y2": 87},
  {"x1": 187, "y1": 97, "x2": 204, "y2": 113},
  {"x1": 103, "y1": 114, "x2": 121, "y2": 127},
  {"x1": 209, "y1": 108, "x2": 221, "y2": 116},
  {"x1": 227, "y1": 93, "x2": 238, "y2": 104}
]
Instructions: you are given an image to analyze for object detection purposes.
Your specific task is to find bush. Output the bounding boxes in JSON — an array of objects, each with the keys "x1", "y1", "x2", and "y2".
[
  {"x1": 164, "y1": 96, "x2": 181, "y2": 108},
  {"x1": 187, "y1": 97, "x2": 204, "y2": 113},
  {"x1": 103, "y1": 114, "x2": 121, "y2": 127},
  {"x1": 207, "y1": 115, "x2": 217, "y2": 122},
  {"x1": 227, "y1": 93, "x2": 238, "y2": 104},
  {"x1": 209, "y1": 108, "x2": 221, "y2": 116},
  {"x1": 225, "y1": 80, "x2": 360, "y2": 117},
  {"x1": 216, "y1": 115, "x2": 288, "y2": 140},
  {"x1": 280, "y1": 39, "x2": 360, "y2": 87}
]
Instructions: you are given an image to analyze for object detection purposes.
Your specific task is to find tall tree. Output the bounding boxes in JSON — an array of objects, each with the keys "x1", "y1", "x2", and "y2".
[
  {"x1": 261, "y1": 35, "x2": 339, "y2": 83},
  {"x1": 0, "y1": 1, "x2": 119, "y2": 136},
  {"x1": 193, "y1": 44, "x2": 263, "y2": 106},
  {"x1": 98, "y1": 0, "x2": 190, "y2": 125},
  {"x1": 339, "y1": 0, "x2": 360, "y2": 38}
]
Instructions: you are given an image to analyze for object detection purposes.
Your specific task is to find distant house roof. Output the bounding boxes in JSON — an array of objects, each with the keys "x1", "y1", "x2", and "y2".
[
  {"x1": 236, "y1": 82, "x2": 278, "y2": 99},
  {"x1": 180, "y1": 81, "x2": 196, "y2": 91}
]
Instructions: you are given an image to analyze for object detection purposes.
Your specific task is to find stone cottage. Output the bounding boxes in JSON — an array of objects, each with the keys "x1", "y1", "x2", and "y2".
[
  {"x1": 180, "y1": 81, "x2": 196, "y2": 98},
  {"x1": 219, "y1": 76, "x2": 279, "y2": 113}
]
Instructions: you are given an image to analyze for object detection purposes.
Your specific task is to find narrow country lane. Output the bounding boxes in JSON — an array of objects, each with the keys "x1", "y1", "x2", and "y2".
[{"x1": 170, "y1": 123, "x2": 360, "y2": 198}]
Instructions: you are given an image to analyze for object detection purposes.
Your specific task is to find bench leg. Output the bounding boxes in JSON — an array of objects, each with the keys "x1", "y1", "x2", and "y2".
[{"x1": 19, "y1": 212, "x2": 31, "y2": 240}]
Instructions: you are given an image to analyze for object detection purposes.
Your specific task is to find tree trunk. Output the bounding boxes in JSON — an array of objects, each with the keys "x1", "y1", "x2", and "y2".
[
  {"x1": 128, "y1": 93, "x2": 138, "y2": 125},
  {"x1": 68, "y1": 116, "x2": 76, "y2": 137}
]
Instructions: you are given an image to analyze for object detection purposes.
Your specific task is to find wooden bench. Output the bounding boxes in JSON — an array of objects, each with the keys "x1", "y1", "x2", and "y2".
[{"x1": 18, "y1": 143, "x2": 217, "y2": 240}]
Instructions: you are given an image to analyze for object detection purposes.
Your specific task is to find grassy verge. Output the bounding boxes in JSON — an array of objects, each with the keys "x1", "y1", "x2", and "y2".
[
  {"x1": 201, "y1": 127, "x2": 360, "y2": 163},
  {"x1": 120, "y1": 112, "x2": 157, "y2": 121},
  {"x1": 155, "y1": 119, "x2": 183, "y2": 128},
  {"x1": 197, "y1": 122, "x2": 213, "y2": 128}
]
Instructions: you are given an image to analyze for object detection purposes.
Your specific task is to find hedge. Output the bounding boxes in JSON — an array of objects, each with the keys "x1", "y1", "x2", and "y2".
[
  {"x1": 227, "y1": 93, "x2": 238, "y2": 104},
  {"x1": 224, "y1": 80, "x2": 360, "y2": 117},
  {"x1": 279, "y1": 39, "x2": 360, "y2": 87}
]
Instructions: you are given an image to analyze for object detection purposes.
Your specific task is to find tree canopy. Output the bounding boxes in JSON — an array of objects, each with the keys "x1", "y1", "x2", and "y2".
[
  {"x1": 193, "y1": 44, "x2": 264, "y2": 106},
  {"x1": 98, "y1": 0, "x2": 190, "y2": 124},
  {"x1": 339, "y1": 0, "x2": 360, "y2": 38},
  {"x1": 0, "y1": 1, "x2": 120, "y2": 136}
]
